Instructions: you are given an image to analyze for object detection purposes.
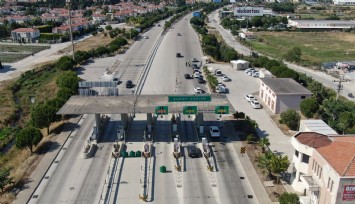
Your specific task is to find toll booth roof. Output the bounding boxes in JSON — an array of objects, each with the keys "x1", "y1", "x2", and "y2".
[{"x1": 57, "y1": 94, "x2": 235, "y2": 114}]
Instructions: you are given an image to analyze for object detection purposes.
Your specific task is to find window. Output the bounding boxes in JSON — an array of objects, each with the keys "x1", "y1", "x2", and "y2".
[
  {"x1": 301, "y1": 96, "x2": 306, "y2": 99},
  {"x1": 302, "y1": 154, "x2": 310, "y2": 164},
  {"x1": 261, "y1": 90, "x2": 264, "y2": 98},
  {"x1": 327, "y1": 178, "x2": 334, "y2": 192},
  {"x1": 262, "y1": 83, "x2": 264, "y2": 86},
  {"x1": 272, "y1": 93, "x2": 275, "y2": 97},
  {"x1": 319, "y1": 168, "x2": 322, "y2": 179},
  {"x1": 312, "y1": 160, "x2": 316, "y2": 171},
  {"x1": 295, "y1": 150, "x2": 299, "y2": 157}
]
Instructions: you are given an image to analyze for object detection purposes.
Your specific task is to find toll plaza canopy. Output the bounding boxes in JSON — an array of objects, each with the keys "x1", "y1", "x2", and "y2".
[{"x1": 57, "y1": 94, "x2": 235, "y2": 115}]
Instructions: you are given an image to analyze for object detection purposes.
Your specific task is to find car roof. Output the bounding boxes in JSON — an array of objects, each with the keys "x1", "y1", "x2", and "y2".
[{"x1": 210, "y1": 126, "x2": 219, "y2": 130}]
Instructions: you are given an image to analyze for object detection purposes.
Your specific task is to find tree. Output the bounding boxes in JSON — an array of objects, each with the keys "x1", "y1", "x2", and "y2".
[
  {"x1": 15, "y1": 126, "x2": 43, "y2": 153},
  {"x1": 283, "y1": 47, "x2": 302, "y2": 63},
  {"x1": 257, "y1": 137, "x2": 270, "y2": 153},
  {"x1": 338, "y1": 112, "x2": 354, "y2": 134},
  {"x1": 105, "y1": 25, "x2": 112, "y2": 31},
  {"x1": 0, "y1": 167, "x2": 13, "y2": 193},
  {"x1": 246, "y1": 134, "x2": 256, "y2": 144},
  {"x1": 31, "y1": 103, "x2": 59, "y2": 135},
  {"x1": 257, "y1": 151, "x2": 274, "y2": 180},
  {"x1": 56, "y1": 56, "x2": 75, "y2": 71},
  {"x1": 280, "y1": 109, "x2": 300, "y2": 130},
  {"x1": 270, "y1": 154, "x2": 289, "y2": 183},
  {"x1": 278, "y1": 192, "x2": 300, "y2": 204},
  {"x1": 220, "y1": 44, "x2": 238, "y2": 62},
  {"x1": 300, "y1": 97, "x2": 319, "y2": 118}
]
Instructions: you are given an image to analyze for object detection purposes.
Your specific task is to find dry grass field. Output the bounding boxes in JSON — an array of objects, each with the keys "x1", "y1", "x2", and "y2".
[
  {"x1": 61, "y1": 32, "x2": 114, "y2": 53},
  {"x1": 250, "y1": 31, "x2": 355, "y2": 65}
]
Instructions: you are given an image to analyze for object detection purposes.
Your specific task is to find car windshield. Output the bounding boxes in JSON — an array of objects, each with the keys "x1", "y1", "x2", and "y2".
[{"x1": 212, "y1": 129, "x2": 219, "y2": 132}]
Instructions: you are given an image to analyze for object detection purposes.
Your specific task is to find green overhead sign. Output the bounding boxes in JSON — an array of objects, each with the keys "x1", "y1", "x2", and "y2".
[
  {"x1": 155, "y1": 106, "x2": 168, "y2": 115},
  {"x1": 168, "y1": 95, "x2": 211, "y2": 102},
  {"x1": 215, "y1": 106, "x2": 229, "y2": 114},
  {"x1": 183, "y1": 106, "x2": 198, "y2": 115}
]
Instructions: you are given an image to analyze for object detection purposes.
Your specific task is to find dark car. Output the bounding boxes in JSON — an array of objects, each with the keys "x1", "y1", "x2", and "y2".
[
  {"x1": 188, "y1": 144, "x2": 199, "y2": 158},
  {"x1": 197, "y1": 77, "x2": 204, "y2": 84},
  {"x1": 176, "y1": 53, "x2": 182, "y2": 58},
  {"x1": 157, "y1": 24, "x2": 161, "y2": 27},
  {"x1": 184, "y1": 74, "x2": 191, "y2": 79},
  {"x1": 126, "y1": 80, "x2": 133, "y2": 88}
]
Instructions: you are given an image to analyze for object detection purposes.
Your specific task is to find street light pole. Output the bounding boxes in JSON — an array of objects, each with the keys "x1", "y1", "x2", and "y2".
[{"x1": 66, "y1": 0, "x2": 75, "y2": 61}]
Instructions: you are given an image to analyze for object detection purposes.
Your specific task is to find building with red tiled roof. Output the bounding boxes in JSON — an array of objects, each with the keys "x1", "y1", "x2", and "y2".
[
  {"x1": 291, "y1": 132, "x2": 355, "y2": 204},
  {"x1": 11, "y1": 27, "x2": 40, "y2": 43}
]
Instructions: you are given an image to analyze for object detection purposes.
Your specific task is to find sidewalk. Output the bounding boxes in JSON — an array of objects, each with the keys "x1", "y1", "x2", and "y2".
[{"x1": 13, "y1": 115, "x2": 83, "y2": 204}]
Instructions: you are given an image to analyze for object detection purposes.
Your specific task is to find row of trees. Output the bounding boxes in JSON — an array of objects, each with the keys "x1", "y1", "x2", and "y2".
[
  {"x1": 190, "y1": 8, "x2": 239, "y2": 63},
  {"x1": 221, "y1": 15, "x2": 288, "y2": 33}
]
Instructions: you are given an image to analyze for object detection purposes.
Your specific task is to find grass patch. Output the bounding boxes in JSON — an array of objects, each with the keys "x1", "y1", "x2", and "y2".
[
  {"x1": 0, "y1": 44, "x2": 50, "y2": 63},
  {"x1": 250, "y1": 32, "x2": 355, "y2": 66}
]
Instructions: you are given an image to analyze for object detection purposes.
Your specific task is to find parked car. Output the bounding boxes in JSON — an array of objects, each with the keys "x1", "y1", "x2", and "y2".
[
  {"x1": 251, "y1": 100, "x2": 262, "y2": 109},
  {"x1": 222, "y1": 75, "x2": 231, "y2": 82},
  {"x1": 209, "y1": 126, "x2": 220, "y2": 137},
  {"x1": 197, "y1": 77, "x2": 204, "y2": 84},
  {"x1": 252, "y1": 72, "x2": 259, "y2": 77},
  {"x1": 126, "y1": 80, "x2": 133, "y2": 88},
  {"x1": 184, "y1": 74, "x2": 191, "y2": 79},
  {"x1": 176, "y1": 53, "x2": 182, "y2": 58},
  {"x1": 248, "y1": 70, "x2": 255, "y2": 76},
  {"x1": 157, "y1": 24, "x2": 161, "y2": 27},
  {"x1": 245, "y1": 94, "x2": 256, "y2": 102},
  {"x1": 188, "y1": 144, "x2": 199, "y2": 158},
  {"x1": 191, "y1": 57, "x2": 199, "y2": 63},
  {"x1": 177, "y1": 33, "x2": 181, "y2": 36},
  {"x1": 194, "y1": 87, "x2": 203, "y2": 94},
  {"x1": 193, "y1": 72, "x2": 200, "y2": 78},
  {"x1": 143, "y1": 35, "x2": 149, "y2": 39},
  {"x1": 215, "y1": 69, "x2": 222, "y2": 76},
  {"x1": 245, "y1": 68, "x2": 255, "y2": 73}
]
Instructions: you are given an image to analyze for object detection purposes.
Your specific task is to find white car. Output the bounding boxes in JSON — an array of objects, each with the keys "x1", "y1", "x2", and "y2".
[
  {"x1": 143, "y1": 35, "x2": 149, "y2": 39},
  {"x1": 248, "y1": 70, "x2": 255, "y2": 76},
  {"x1": 193, "y1": 72, "x2": 200, "y2": 78},
  {"x1": 194, "y1": 87, "x2": 202, "y2": 94},
  {"x1": 209, "y1": 126, "x2": 220, "y2": 137},
  {"x1": 191, "y1": 58, "x2": 199, "y2": 63},
  {"x1": 245, "y1": 94, "x2": 256, "y2": 102},
  {"x1": 252, "y1": 72, "x2": 259, "y2": 77},
  {"x1": 222, "y1": 75, "x2": 231, "y2": 82},
  {"x1": 245, "y1": 68, "x2": 255, "y2": 73},
  {"x1": 251, "y1": 100, "x2": 262, "y2": 109}
]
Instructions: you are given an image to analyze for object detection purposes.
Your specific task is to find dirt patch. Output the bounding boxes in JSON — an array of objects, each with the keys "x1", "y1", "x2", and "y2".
[
  {"x1": 244, "y1": 142, "x2": 287, "y2": 202},
  {"x1": 61, "y1": 33, "x2": 114, "y2": 53}
]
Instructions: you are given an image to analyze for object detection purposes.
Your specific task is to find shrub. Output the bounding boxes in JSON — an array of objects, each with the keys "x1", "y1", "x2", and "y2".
[
  {"x1": 278, "y1": 192, "x2": 300, "y2": 204},
  {"x1": 300, "y1": 97, "x2": 319, "y2": 118},
  {"x1": 280, "y1": 109, "x2": 300, "y2": 130}
]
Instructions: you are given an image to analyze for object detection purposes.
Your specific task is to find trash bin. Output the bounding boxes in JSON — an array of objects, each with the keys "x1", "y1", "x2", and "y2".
[
  {"x1": 160, "y1": 166, "x2": 166, "y2": 173},
  {"x1": 136, "y1": 150, "x2": 142, "y2": 157},
  {"x1": 121, "y1": 151, "x2": 128, "y2": 157},
  {"x1": 130, "y1": 150, "x2": 135, "y2": 157}
]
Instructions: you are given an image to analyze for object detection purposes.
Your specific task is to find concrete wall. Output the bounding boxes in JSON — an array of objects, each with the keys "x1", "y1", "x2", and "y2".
[
  {"x1": 275, "y1": 94, "x2": 311, "y2": 114},
  {"x1": 291, "y1": 137, "x2": 314, "y2": 192},
  {"x1": 259, "y1": 82, "x2": 277, "y2": 113}
]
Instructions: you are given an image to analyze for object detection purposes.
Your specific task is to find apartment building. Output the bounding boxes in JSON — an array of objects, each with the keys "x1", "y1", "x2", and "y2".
[{"x1": 291, "y1": 132, "x2": 355, "y2": 204}]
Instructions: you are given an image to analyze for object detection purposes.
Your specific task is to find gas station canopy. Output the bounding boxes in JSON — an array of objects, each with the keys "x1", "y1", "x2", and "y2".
[{"x1": 57, "y1": 94, "x2": 235, "y2": 115}]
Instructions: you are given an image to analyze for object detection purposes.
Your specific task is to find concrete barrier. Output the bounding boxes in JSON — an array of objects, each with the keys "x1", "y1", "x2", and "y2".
[{"x1": 81, "y1": 141, "x2": 97, "y2": 159}]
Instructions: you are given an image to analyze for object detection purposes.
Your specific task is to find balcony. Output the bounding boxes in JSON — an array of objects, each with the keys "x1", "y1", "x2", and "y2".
[{"x1": 301, "y1": 175, "x2": 320, "y2": 192}]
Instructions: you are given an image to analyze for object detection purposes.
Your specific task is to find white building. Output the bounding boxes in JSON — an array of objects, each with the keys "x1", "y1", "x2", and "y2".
[
  {"x1": 259, "y1": 68, "x2": 274, "y2": 78},
  {"x1": 259, "y1": 78, "x2": 312, "y2": 114},
  {"x1": 230, "y1": 60, "x2": 249, "y2": 70},
  {"x1": 291, "y1": 132, "x2": 355, "y2": 204},
  {"x1": 299, "y1": 120, "x2": 338, "y2": 135},
  {"x1": 11, "y1": 28, "x2": 40, "y2": 43},
  {"x1": 334, "y1": 0, "x2": 355, "y2": 6},
  {"x1": 288, "y1": 19, "x2": 355, "y2": 29}
]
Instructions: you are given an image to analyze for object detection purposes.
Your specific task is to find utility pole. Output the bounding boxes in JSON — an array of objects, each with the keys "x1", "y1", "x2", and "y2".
[
  {"x1": 333, "y1": 77, "x2": 347, "y2": 101},
  {"x1": 66, "y1": 0, "x2": 75, "y2": 61}
]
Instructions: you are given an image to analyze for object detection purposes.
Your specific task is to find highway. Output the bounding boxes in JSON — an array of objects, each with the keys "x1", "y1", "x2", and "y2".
[{"x1": 29, "y1": 13, "x2": 257, "y2": 204}]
